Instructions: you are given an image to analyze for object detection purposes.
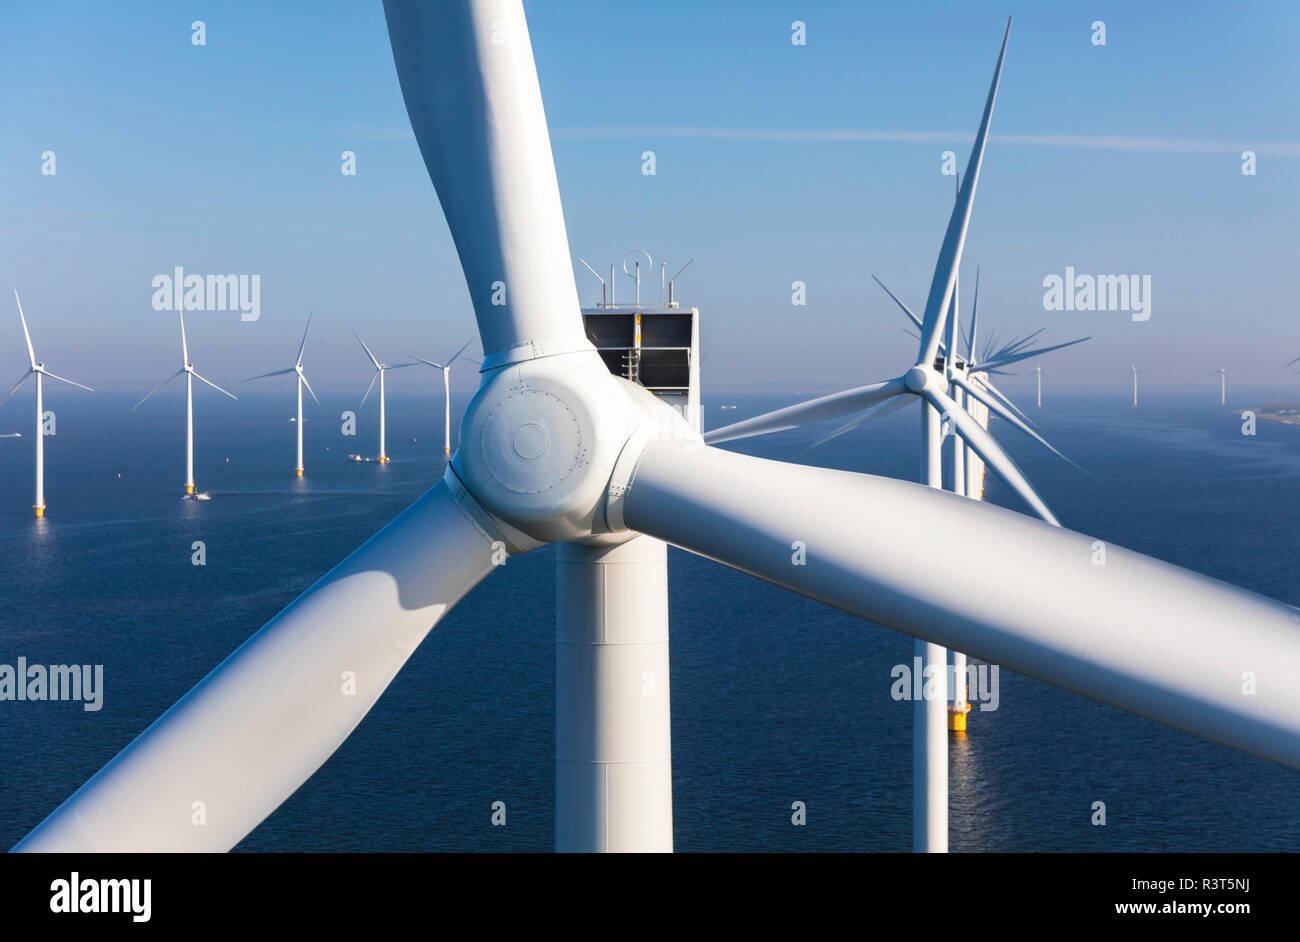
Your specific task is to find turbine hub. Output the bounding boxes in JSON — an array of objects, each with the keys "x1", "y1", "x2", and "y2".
[
  {"x1": 904, "y1": 365, "x2": 931, "y2": 394},
  {"x1": 453, "y1": 350, "x2": 698, "y2": 543}
]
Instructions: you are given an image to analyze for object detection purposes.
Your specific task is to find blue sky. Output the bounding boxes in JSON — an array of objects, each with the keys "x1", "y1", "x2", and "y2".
[{"x1": 1, "y1": 0, "x2": 1298, "y2": 397}]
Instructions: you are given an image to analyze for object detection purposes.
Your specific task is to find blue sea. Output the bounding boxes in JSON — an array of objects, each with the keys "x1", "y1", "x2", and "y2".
[{"x1": 1, "y1": 386, "x2": 1297, "y2": 852}]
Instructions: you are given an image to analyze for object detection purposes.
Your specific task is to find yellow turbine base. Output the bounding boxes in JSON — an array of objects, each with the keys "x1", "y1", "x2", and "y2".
[
  {"x1": 185, "y1": 485, "x2": 194, "y2": 495},
  {"x1": 948, "y1": 700, "x2": 971, "y2": 732},
  {"x1": 33, "y1": 506, "x2": 44, "y2": 517},
  {"x1": 379, "y1": 456, "x2": 389, "y2": 464},
  {"x1": 444, "y1": 447, "x2": 451, "y2": 455},
  {"x1": 296, "y1": 468, "x2": 303, "y2": 477}
]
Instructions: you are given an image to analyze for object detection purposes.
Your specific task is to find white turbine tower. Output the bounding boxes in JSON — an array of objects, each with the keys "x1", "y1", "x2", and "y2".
[
  {"x1": 134, "y1": 311, "x2": 237, "y2": 495},
  {"x1": 410, "y1": 338, "x2": 473, "y2": 455},
  {"x1": 17, "y1": 5, "x2": 1300, "y2": 856},
  {"x1": 0, "y1": 291, "x2": 93, "y2": 517},
  {"x1": 355, "y1": 333, "x2": 417, "y2": 463},
  {"x1": 245, "y1": 315, "x2": 320, "y2": 477},
  {"x1": 1129, "y1": 364, "x2": 1140, "y2": 407},
  {"x1": 1214, "y1": 365, "x2": 1226, "y2": 406},
  {"x1": 1034, "y1": 364, "x2": 1043, "y2": 407}
]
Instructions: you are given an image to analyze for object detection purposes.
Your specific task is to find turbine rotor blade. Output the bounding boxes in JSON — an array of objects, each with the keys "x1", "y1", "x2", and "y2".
[
  {"x1": 805, "y1": 392, "x2": 916, "y2": 452},
  {"x1": 621, "y1": 439, "x2": 1300, "y2": 769},
  {"x1": 13, "y1": 291, "x2": 37, "y2": 368},
  {"x1": 14, "y1": 480, "x2": 509, "y2": 851},
  {"x1": 952, "y1": 373, "x2": 1096, "y2": 482},
  {"x1": 37, "y1": 369, "x2": 93, "y2": 392},
  {"x1": 384, "y1": 0, "x2": 591, "y2": 360},
  {"x1": 299, "y1": 371, "x2": 321, "y2": 408},
  {"x1": 916, "y1": 18, "x2": 1012, "y2": 370},
  {"x1": 922, "y1": 383, "x2": 1059, "y2": 524},
  {"x1": 296, "y1": 313, "x2": 313, "y2": 367},
  {"x1": 179, "y1": 311, "x2": 189, "y2": 366},
  {"x1": 966, "y1": 267, "x2": 981, "y2": 361},
  {"x1": 445, "y1": 338, "x2": 473, "y2": 367},
  {"x1": 704, "y1": 377, "x2": 909, "y2": 445},
  {"x1": 354, "y1": 332, "x2": 382, "y2": 370},
  {"x1": 0, "y1": 370, "x2": 34, "y2": 408},
  {"x1": 410, "y1": 355, "x2": 446, "y2": 370},
  {"x1": 244, "y1": 367, "x2": 296, "y2": 382},
  {"x1": 981, "y1": 336, "x2": 1089, "y2": 371},
  {"x1": 871, "y1": 275, "x2": 923, "y2": 331},
  {"x1": 192, "y1": 371, "x2": 238, "y2": 400},
  {"x1": 132, "y1": 369, "x2": 184, "y2": 410},
  {"x1": 972, "y1": 375, "x2": 1035, "y2": 427},
  {"x1": 360, "y1": 370, "x2": 379, "y2": 408}
]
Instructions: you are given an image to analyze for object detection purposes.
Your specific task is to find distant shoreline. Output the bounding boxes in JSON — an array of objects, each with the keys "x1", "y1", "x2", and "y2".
[{"x1": 1235, "y1": 402, "x2": 1300, "y2": 428}]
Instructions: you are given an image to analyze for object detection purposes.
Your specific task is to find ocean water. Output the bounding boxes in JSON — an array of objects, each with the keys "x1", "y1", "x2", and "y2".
[{"x1": 0, "y1": 386, "x2": 1297, "y2": 852}]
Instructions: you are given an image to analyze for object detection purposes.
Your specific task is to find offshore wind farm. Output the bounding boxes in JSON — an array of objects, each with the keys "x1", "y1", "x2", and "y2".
[{"x1": 1, "y1": 0, "x2": 1299, "y2": 863}]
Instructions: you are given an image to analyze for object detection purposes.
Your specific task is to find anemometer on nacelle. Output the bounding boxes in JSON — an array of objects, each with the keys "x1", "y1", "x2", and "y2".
[{"x1": 577, "y1": 251, "x2": 701, "y2": 434}]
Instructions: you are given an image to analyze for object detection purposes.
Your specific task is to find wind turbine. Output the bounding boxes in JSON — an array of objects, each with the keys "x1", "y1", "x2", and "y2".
[
  {"x1": 355, "y1": 333, "x2": 417, "y2": 463},
  {"x1": 1129, "y1": 364, "x2": 1140, "y2": 407},
  {"x1": 17, "y1": 5, "x2": 1300, "y2": 857},
  {"x1": 134, "y1": 311, "x2": 237, "y2": 495},
  {"x1": 245, "y1": 315, "x2": 320, "y2": 477},
  {"x1": 1214, "y1": 365, "x2": 1226, "y2": 406},
  {"x1": 0, "y1": 291, "x2": 93, "y2": 517},
  {"x1": 1034, "y1": 364, "x2": 1043, "y2": 407},
  {"x1": 410, "y1": 338, "x2": 473, "y2": 455}
]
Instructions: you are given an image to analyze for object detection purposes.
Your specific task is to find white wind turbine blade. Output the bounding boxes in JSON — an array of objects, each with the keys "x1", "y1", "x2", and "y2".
[
  {"x1": 920, "y1": 383, "x2": 1059, "y2": 524},
  {"x1": 951, "y1": 373, "x2": 1096, "y2": 482},
  {"x1": 410, "y1": 354, "x2": 446, "y2": 371},
  {"x1": 244, "y1": 367, "x2": 296, "y2": 382},
  {"x1": 179, "y1": 310, "x2": 190, "y2": 366},
  {"x1": 192, "y1": 371, "x2": 238, "y2": 400},
  {"x1": 0, "y1": 370, "x2": 34, "y2": 408},
  {"x1": 385, "y1": 0, "x2": 591, "y2": 361},
  {"x1": 622, "y1": 439, "x2": 1300, "y2": 769},
  {"x1": 132, "y1": 369, "x2": 184, "y2": 410},
  {"x1": 37, "y1": 369, "x2": 93, "y2": 392},
  {"x1": 13, "y1": 291, "x2": 37, "y2": 369},
  {"x1": 359, "y1": 370, "x2": 380, "y2": 408},
  {"x1": 444, "y1": 338, "x2": 473, "y2": 367},
  {"x1": 990, "y1": 328, "x2": 1045, "y2": 361},
  {"x1": 872, "y1": 275, "x2": 923, "y2": 331},
  {"x1": 296, "y1": 313, "x2": 313, "y2": 367},
  {"x1": 354, "y1": 332, "x2": 382, "y2": 371},
  {"x1": 806, "y1": 393, "x2": 915, "y2": 451},
  {"x1": 299, "y1": 371, "x2": 321, "y2": 408},
  {"x1": 980, "y1": 336, "x2": 1090, "y2": 371},
  {"x1": 966, "y1": 267, "x2": 981, "y2": 361},
  {"x1": 14, "y1": 480, "x2": 507, "y2": 851},
  {"x1": 971, "y1": 374, "x2": 1035, "y2": 427},
  {"x1": 916, "y1": 18, "x2": 1011, "y2": 370},
  {"x1": 704, "y1": 377, "x2": 909, "y2": 445},
  {"x1": 384, "y1": 361, "x2": 420, "y2": 371}
]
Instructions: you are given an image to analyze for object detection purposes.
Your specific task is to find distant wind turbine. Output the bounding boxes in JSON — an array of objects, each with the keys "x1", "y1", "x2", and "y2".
[
  {"x1": 245, "y1": 315, "x2": 320, "y2": 477},
  {"x1": 410, "y1": 338, "x2": 473, "y2": 455},
  {"x1": 0, "y1": 291, "x2": 93, "y2": 516},
  {"x1": 1034, "y1": 364, "x2": 1043, "y2": 408},
  {"x1": 355, "y1": 333, "x2": 417, "y2": 463},
  {"x1": 1129, "y1": 364, "x2": 1140, "y2": 407},
  {"x1": 134, "y1": 311, "x2": 237, "y2": 495},
  {"x1": 1214, "y1": 365, "x2": 1227, "y2": 406}
]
